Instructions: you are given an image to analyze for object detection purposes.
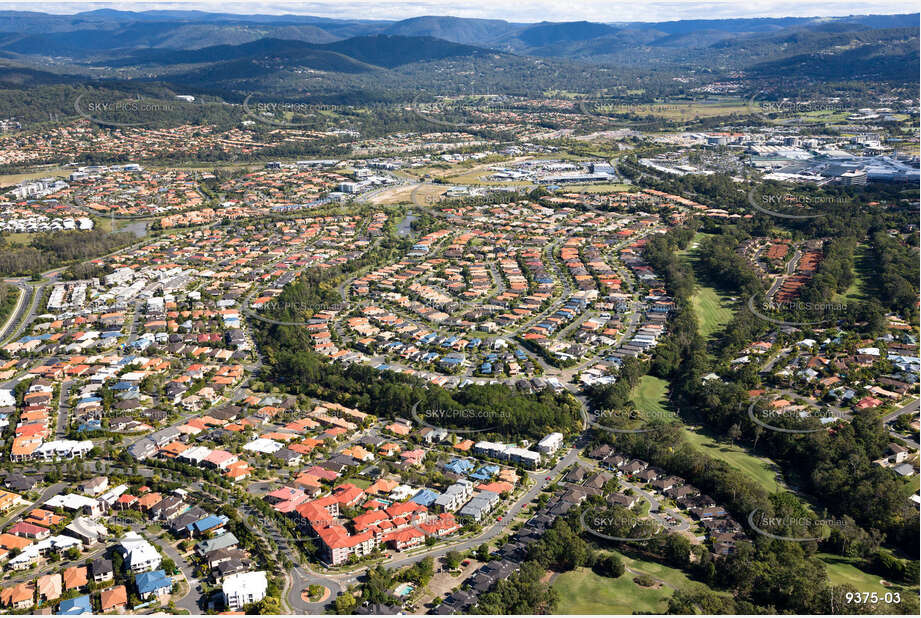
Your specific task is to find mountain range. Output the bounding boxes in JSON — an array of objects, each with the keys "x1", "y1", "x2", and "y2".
[{"x1": 0, "y1": 9, "x2": 915, "y2": 103}]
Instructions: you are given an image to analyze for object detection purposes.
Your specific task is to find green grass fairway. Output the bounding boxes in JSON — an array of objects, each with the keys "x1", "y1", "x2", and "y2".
[
  {"x1": 835, "y1": 244, "x2": 873, "y2": 304},
  {"x1": 819, "y1": 554, "x2": 918, "y2": 596},
  {"x1": 678, "y1": 232, "x2": 735, "y2": 340},
  {"x1": 691, "y1": 285, "x2": 735, "y2": 340},
  {"x1": 682, "y1": 428, "x2": 783, "y2": 495},
  {"x1": 553, "y1": 567, "x2": 673, "y2": 614},
  {"x1": 554, "y1": 551, "x2": 724, "y2": 614},
  {"x1": 630, "y1": 375, "x2": 672, "y2": 420}
]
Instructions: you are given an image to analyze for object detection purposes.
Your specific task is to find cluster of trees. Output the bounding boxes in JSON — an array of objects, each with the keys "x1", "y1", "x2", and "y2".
[
  {"x1": 695, "y1": 234, "x2": 764, "y2": 297},
  {"x1": 530, "y1": 509, "x2": 690, "y2": 573},
  {"x1": 868, "y1": 230, "x2": 919, "y2": 321},
  {"x1": 0, "y1": 229, "x2": 134, "y2": 277},
  {"x1": 61, "y1": 260, "x2": 114, "y2": 281},
  {"x1": 0, "y1": 281, "x2": 17, "y2": 325},
  {"x1": 268, "y1": 342, "x2": 581, "y2": 440},
  {"x1": 590, "y1": 425, "x2": 918, "y2": 613},
  {"x1": 474, "y1": 561, "x2": 558, "y2": 614},
  {"x1": 335, "y1": 559, "x2": 435, "y2": 614},
  {"x1": 584, "y1": 356, "x2": 645, "y2": 413}
]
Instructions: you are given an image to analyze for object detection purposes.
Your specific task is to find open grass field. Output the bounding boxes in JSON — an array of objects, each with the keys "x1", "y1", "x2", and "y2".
[
  {"x1": 338, "y1": 477, "x2": 371, "y2": 490},
  {"x1": 677, "y1": 231, "x2": 707, "y2": 256},
  {"x1": 0, "y1": 167, "x2": 69, "y2": 189},
  {"x1": 691, "y1": 285, "x2": 735, "y2": 340},
  {"x1": 835, "y1": 244, "x2": 873, "y2": 304},
  {"x1": 630, "y1": 375, "x2": 672, "y2": 421},
  {"x1": 553, "y1": 550, "x2": 723, "y2": 614},
  {"x1": 553, "y1": 566, "x2": 674, "y2": 614},
  {"x1": 368, "y1": 183, "x2": 447, "y2": 206},
  {"x1": 2, "y1": 232, "x2": 34, "y2": 245},
  {"x1": 682, "y1": 427, "x2": 784, "y2": 495},
  {"x1": 818, "y1": 554, "x2": 918, "y2": 596},
  {"x1": 678, "y1": 232, "x2": 735, "y2": 340}
]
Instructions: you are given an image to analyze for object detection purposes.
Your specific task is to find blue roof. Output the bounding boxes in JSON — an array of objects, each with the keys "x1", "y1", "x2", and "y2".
[
  {"x1": 444, "y1": 458, "x2": 474, "y2": 474},
  {"x1": 78, "y1": 419, "x2": 102, "y2": 432},
  {"x1": 410, "y1": 488, "x2": 440, "y2": 507},
  {"x1": 135, "y1": 570, "x2": 172, "y2": 595},
  {"x1": 110, "y1": 382, "x2": 136, "y2": 390},
  {"x1": 470, "y1": 464, "x2": 500, "y2": 480},
  {"x1": 57, "y1": 595, "x2": 92, "y2": 615},
  {"x1": 191, "y1": 514, "x2": 227, "y2": 534}
]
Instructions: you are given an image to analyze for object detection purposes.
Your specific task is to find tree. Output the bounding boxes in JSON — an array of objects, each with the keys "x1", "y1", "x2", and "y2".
[
  {"x1": 594, "y1": 554, "x2": 625, "y2": 578},
  {"x1": 445, "y1": 551, "x2": 462, "y2": 570},
  {"x1": 335, "y1": 590, "x2": 357, "y2": 614},
  {"x1": 727, "y1": 423, "x2": 742, "y2": 446},
  {"x1": 161, "y1": 558, "x2": 177, "y2": 575}
]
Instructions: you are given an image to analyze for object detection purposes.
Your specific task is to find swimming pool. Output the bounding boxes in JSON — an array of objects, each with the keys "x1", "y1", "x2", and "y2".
[{"x1": 394, "y1": 583, "x2": 415, "y2": 597}]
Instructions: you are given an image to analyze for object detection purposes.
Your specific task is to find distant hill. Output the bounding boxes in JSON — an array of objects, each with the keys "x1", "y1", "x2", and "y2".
[
  {"x1": 746, "y1": 27, "x2": 920, "y2": 81},
  {"x1": 516, "y1": 21, "x2": 619, "y2": 46},
  {"x1": 0, "y1": 8, "x2": 915, "y2": 92},
  {"x1": 112, "y1": 34, "x2": 494, "y2": 71},
  {"x1": 382, "y1": 16, "x2": 521, "y2": 45},
  {"x1": 0, "y1": 21, "x2": 340, "y2": 57},
  {"x1": 320, "y1": 35, "x2": 494, "y2": 68},
  {"x1": 0, "y1": 9, "x2": 916, "y2": 59}
]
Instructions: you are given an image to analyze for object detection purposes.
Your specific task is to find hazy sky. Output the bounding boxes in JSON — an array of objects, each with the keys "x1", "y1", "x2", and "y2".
[{"x1": 7, "y1": 0, "x2": 919, "y2": 22}]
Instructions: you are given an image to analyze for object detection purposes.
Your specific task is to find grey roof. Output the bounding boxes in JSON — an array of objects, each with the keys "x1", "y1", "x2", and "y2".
[
  {"x1": 198, "y1": 532, "x2": 239, "y2": 554},
  {"x1": 128, "y1": 438, "x2": 157, "y2": 460}
]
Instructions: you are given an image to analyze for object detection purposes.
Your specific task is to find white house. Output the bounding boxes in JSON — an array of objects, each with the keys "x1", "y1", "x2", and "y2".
[
  {"x1": 118, "y1": 532, "x2": 162, "y2": 573},
  {"x1": 222, "y1": 571, "x2": 268, "y2": 610},
  {"x1": 536, "y1": 432, "x2": 563, "y2": 455}
]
